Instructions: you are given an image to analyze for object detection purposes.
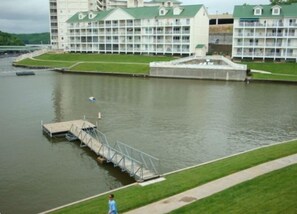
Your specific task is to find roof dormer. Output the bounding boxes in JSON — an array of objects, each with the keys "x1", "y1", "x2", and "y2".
[
  {"x1": 271, "y1": 5, "x2": 281, "y2": 15},
  {"x1": 88, "y1": 12, "x2": 96, "y2": 19},
  {"x1": 159, "y1": 7, "x2": 168, "y2": 16},
  {"x1": 253, "y1": 6, "x2": 263, "y2": 16},
  {"x1": 78, "y1": 13, "x2": 86, "y2": 20},
  {"x1": 173, "y1": 6, "x2": 183, "y2": 15}
]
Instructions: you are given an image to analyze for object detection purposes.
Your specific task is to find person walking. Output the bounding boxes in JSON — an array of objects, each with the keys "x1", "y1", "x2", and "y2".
[{"x1": 108, "y1": 194, "x2": 118, "y2": 214}]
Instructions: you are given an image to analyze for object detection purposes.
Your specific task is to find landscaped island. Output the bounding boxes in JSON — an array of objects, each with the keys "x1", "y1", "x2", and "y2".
[
  {"x1": 14, "y1": 53, "x2": 297, "y2": 82},
  {"x1": 14, "y1": 53, "x2": 174, "y2": 75}
]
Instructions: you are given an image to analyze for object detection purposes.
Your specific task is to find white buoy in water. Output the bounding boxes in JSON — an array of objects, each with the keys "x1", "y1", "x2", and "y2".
[{"x1": 89, "y1": 96, "x2": 96, "y2": 102}]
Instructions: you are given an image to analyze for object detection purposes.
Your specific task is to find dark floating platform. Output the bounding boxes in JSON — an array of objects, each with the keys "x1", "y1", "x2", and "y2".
[{"x1": 16, "y1": 71, "x2": 35, "y2": 76}]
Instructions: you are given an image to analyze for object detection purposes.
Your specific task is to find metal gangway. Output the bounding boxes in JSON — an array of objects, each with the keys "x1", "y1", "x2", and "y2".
[{"x1": 68, "y1": 122, "x2": 161, "y2": 182}]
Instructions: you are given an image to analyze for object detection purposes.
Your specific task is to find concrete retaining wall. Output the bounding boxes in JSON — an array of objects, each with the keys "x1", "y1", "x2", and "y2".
[{"x1": 150, "y1": 67, "x2": 246, "y2": 81}]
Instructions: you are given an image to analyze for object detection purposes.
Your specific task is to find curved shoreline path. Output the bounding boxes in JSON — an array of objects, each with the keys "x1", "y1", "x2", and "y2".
[{"x1": 125, "y1": 153, "x2": 297, "y2": 214}]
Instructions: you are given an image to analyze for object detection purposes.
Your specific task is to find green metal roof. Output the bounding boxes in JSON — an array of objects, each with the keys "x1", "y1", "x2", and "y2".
[
  {"x1": 196, "y1": 44, "x2": 205, "y2": 49},
  {"x1": 233, "y1": 3, "x2": 297, "y2": 18},
  {"x1": 67, "y1": 4, "x2": 203, "y2": 23}
]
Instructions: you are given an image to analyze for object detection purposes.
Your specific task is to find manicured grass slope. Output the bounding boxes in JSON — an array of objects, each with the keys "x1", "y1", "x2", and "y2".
[
  {"x1": 36, "y1": 53, "x2": 174, "y2": 63},
  {"x1": 51, "y1": 140, "x2": 297, "y2": 214},
  {"x1": 16, "y1": 53, "x2": 174, "y2": 74},
  {"x1": 15, "y1": 58, "x2": 75, "y2": 68},
  {"x1": 246, "y1": 62, "x2": 297, "y2": 81},
  {"x1": 170, "y1": 164, "x2": 297, "y2": 214},
  {"x1": 71, "y1": 62, "x2": 149, "y2": 74}
]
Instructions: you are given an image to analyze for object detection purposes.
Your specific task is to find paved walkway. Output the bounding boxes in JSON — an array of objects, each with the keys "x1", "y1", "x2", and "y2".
[{"x1": 125, "y1": 153, "x2": 297, "y2": 214}]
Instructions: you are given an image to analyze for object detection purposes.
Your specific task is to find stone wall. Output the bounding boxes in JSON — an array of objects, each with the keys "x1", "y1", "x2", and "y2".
[{"x1": 150, "y1": 67, "x2": 247, "y2": 81}]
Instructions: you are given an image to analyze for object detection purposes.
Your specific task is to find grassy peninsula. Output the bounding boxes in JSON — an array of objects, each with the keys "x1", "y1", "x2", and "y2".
[
  {"x1": 15, "y1": 53, "x2": 174, "y2": 74},
  {"x1": 50, "y1": 139, "x2": 297, "y2": 214},
  {"x1": 15, "y1": 53, "x2": 297, "y2": 82}
]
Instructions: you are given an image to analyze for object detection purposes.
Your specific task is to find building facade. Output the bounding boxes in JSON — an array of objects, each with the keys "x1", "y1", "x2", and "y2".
[
  {"x1": 232, "y1": 3, "x2": 297, "y2": 61},
  {"x1": 49, "y1": 0, "x2": 182, "y2": 49},
  {"x1": 66, "y1": 4, "x2": 209, "y2": 55}
]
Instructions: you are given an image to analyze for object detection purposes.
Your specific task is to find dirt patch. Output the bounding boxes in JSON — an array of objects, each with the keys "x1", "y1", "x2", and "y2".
[{"x1": 179, "y1": 196, "x2": 197, "y2": 203}]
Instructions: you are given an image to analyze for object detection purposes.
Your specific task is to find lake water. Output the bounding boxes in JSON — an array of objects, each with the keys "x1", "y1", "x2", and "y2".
[{"x1": 0, "y1": 56, "x2": 296, "y2": 213}]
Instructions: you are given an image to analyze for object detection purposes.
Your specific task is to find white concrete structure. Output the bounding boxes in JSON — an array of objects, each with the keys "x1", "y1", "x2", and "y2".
[
  {"x1": 150, "y1": 55, "x2": 247, "y2": 81},
  {"x1": 66, "y1": 4, "x2": 209, "y2": 55},
  {"x1": 50, "y1": 0, "x2": 99, "y2": 49},
  {"x1": 49, "y1": 0, "x2": 182, "y2": 50},
  {"x1": 232, "y1": 3, "x2": 297, "y2": 61}
]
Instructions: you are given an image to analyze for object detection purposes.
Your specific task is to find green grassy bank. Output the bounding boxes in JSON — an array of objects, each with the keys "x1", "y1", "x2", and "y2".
[
  {"x1": 15, "y1": 53, "x2": 174, "y2": 74},
  {"x1": 15, "y1": 53, "x2": 297, "y2": 82},
  {"x1": 171, "y1": 164, "x2": 297, "y2": 214},
  {"x1": 246, "y1": 62, "x2": 297, "y2": 82},
  {"x1": 50, "y1": 139, "x2": 297, "y2": 214}
]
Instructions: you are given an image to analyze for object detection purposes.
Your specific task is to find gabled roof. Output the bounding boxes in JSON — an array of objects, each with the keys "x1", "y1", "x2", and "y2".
[
  {"x1": 67, "y1": 4, "x2": 203, "y2": 23},
  {"x1": 233, "y1": 3, "x2": 297, "y2": 18}
]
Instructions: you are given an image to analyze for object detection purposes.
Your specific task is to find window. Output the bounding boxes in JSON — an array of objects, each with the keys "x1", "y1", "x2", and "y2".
[
  {"x1": 272, "y1": 8, "x2": 280, "y2": 15},
  {"x1": 173, "y1": 7, "x2": 183, "y2": 15},
  {"x1": 159, "y1": 7, "x2": 167, "y2": 16},
  {"x1": 253, "y1": 6, "x2": 263, "y2": 15},
  {"x1": 254, "y1": 8, "x2": 262, "y2": 15},
  {"x1": 272, "y1": 6, "x2": 281, "y2": 15},
  {"x1": 78, "y1": 13, "x2": 85, "y2": 20}
]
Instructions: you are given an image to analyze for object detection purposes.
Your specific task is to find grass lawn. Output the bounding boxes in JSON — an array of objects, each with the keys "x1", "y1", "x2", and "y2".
[
  {"x1": 36, "y1": 53, "x2": 174, "y2": 63},
  {"x1": 170, "y1": 164, "x2": 297, "y2": 214},
  {"x1": 15, "y1": 53, "x2": 174, "y2": 74},
  {"x1": 50, "y1": 139, "x2": 297, "y2": 214},
  {"x1": 245, "y1": 62, "x2": 297, "y2": 81},
  {"x1": 70, "y1": 62, "x2": 149, "y2": 74},
  {"x1": 15, "y1": 58, "x2": 75, "y2": 68}
]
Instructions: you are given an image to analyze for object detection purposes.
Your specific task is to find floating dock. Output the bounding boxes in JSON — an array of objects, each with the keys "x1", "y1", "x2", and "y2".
[
  {"x1": 42, "y1": 120, "x2": 96, "y2": 137},
  {"x1": 16, "y1": 71, "x2": 35, "y2": 76},
  {"x1": 42, "y1": 120, "x2": 160, "y2": 181}
]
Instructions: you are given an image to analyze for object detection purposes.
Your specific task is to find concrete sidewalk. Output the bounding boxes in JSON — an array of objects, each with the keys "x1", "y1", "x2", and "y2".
[{"x1": 125, "y1": 154, "x2": 297, "y2": 214}]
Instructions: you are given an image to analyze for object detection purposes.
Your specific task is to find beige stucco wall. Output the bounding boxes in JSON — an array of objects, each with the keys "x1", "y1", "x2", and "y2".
[{"x1": 191, "y1": 6, "x2": 209, "y2": 53}]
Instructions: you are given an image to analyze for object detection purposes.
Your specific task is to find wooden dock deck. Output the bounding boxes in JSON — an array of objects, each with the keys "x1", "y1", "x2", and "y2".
[{"x1": 42, "y1": 120, "x2": 96, "y2": 136}]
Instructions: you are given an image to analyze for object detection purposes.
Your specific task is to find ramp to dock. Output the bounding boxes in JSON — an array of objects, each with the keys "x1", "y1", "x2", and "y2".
[{"x1": 42, "y1": 120, "x2": 160, "y2": 181}]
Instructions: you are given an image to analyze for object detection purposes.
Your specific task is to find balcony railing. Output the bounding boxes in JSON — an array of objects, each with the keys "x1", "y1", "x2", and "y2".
[{"x1": 237, "y1": 22, "x2": 285, "y2": 28}]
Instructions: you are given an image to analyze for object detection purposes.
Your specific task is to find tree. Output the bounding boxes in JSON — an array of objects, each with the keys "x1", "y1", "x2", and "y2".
[
  {"x1": 0, "y1": 31, "x2": 24, "y2": 46},
  {"x1": 270, "y1": 0, "x2": 297, "y2": 4}
]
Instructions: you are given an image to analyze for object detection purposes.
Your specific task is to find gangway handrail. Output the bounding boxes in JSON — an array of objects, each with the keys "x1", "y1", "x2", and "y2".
[
  {"x1": 69, "y1": 123, "x2": 160, "y2": 181},
  {"x1": 114, "y1": 141, "x2": 160, "y2": 176}
]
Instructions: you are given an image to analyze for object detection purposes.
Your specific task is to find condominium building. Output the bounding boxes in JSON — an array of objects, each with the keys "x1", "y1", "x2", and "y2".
[
  {"x1": 49, "y1": 0, "x2": 182, "y2": 49},
  {"x1": 232, "y1": 3, "x2": 297, "y2": 61},
  {"x1": 66, "y1": 4, "x2": 209, "y2": 55}
]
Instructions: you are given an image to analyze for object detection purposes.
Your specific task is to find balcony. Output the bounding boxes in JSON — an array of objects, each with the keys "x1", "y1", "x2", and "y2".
[
  {"x1": 236, "y1": 22, "x2": 285, "y2": 28},
  {"x1": 182, "y1": 40, "x2": 190, "y2": 43},
  {"x1": 235, "y1": 42, "x2": 265, "y2": 47},
  {"x1": 265, "y1": 42, "x2": 282, "y2": 47},
  {"x1": 156, "y1": 40, "x2": 164, "y2": 43}
]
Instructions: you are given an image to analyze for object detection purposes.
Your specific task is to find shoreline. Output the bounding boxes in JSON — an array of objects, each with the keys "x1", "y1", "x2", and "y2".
[
  {"x1": 40, "y1": 138, "x2": 297, "y2": 214},
  {"x1": 13, "y1": 63, "x2": 297, "y2": 85}
]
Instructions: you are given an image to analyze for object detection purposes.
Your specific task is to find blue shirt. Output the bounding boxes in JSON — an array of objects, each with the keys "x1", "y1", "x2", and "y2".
[{"x1": 108, "y1": 199, "x2": 118, "y2": 214}]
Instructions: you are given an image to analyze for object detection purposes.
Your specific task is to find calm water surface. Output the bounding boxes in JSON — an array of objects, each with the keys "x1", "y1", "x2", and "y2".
[{"x1": 0, "y1": 57, "x2": 296, "y2": 213}]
